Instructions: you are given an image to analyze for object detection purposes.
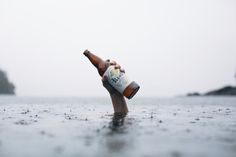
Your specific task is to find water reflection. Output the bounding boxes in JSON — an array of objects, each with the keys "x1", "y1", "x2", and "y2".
[
  {"x1": 105, "y1": 112, "x2": 131, "y2": 153},
  {"x1": 108, "y1": 112, "x2": 127, "y2": 134}
]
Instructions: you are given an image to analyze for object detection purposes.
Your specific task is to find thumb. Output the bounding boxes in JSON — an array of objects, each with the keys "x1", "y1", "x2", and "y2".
[
  {"x1": 102, "y1": 75, "x2": 108, "y2": 83},
  {"x1": 102, "y1": 75, "x2": 110, "y2": 88},
  {"x1": 102, "y1": 75, "x2": 118, "y2": 94}
]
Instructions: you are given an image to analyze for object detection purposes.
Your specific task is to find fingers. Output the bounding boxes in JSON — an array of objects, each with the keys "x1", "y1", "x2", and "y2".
[
  {"x1": 105, "y1": 59, "x2": 116, "y2": 64},
  {"x1": 105, "y1": 59, "x2": 112, "y2": 68},
  {"x1": 102, "y1": 75, "x2": 115, "y2": 93},
  {"x1": 102, "y1": 75, "x2": 109, "y2": 88},
  {"x1": 120, "y1": 68, "x2": 125, "y2": 73},
  {"x1": 110, "y1": 60, "x2": 117, "y2": 65},
  {"x1": 105, "y1": 59, "x2": 124, "y2": 72},
  {"x1": 105, "y1": 62, "x2": 110, "y2": 69},
  {"x1": 114, "y1": 64, "x2": 125, "y2": 73},
  {"x1": 102, "y1": 75, "x2": 108, "y2": 82},
  {"x1": 114, "y1": 64, "x2": 121, "y2": 69}
]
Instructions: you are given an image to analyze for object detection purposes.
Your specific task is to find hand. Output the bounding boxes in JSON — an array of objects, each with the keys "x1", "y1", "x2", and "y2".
[
  {"x1": 101, "y1": 60, "x2": 125, "y2": 95},
  {"x1": 102, "y1": 59, "x2": 128, "y2": 113}
]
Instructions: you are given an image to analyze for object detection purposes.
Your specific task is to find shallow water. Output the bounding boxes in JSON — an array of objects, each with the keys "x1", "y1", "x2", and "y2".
[{"x1": 0, "y1": 96, "x2": 236, "y2": 157}]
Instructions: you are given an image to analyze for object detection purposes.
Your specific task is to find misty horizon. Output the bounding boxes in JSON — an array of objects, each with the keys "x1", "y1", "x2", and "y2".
[{"x1": 1, "y1": 0, "x2": 236, "y2": 97}]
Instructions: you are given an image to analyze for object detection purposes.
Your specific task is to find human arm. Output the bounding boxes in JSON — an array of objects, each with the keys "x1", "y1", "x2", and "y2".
[{"x1": 101, "y1": 61, "x2": 128, "y2": 114}]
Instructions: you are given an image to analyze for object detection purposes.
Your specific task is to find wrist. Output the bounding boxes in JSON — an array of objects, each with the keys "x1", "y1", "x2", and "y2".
[{"x1": 109, "y1": 89, "x2": 123, "y2": 98}]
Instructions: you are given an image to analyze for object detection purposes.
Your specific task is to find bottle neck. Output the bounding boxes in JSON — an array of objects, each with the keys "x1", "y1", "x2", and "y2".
[{"x1": 83, "y1": 50, "x2": 106, "y2": 76}]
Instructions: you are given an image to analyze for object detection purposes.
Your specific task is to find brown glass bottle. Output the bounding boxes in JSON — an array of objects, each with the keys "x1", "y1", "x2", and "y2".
[{"x1": 83, "y1": 50, "x2": 140, "y2": 99}]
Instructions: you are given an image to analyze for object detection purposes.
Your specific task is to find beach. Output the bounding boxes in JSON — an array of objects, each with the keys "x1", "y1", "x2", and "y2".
[{"x1": 0, "y1": 96, "x2": 236, "y2": 157}]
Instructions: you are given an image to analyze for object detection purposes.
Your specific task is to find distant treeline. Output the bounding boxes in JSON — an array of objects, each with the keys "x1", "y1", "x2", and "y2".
[
  {"x1": 187, "y1": 86, "x2": 236, "y2": 96},
  {"x1": 0, "y1": 69, "x2": 15, "y2": 95}
]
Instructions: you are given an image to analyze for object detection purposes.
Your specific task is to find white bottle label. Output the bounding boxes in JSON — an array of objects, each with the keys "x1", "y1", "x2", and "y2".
[{"x1": 103, "y1": 66, "x2": 132, "y2": 93}]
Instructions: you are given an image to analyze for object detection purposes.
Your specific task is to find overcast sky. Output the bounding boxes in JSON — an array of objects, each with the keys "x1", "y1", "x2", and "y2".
[{"x1": 0, "y1": 0, "x2": 236, "y2": 97}]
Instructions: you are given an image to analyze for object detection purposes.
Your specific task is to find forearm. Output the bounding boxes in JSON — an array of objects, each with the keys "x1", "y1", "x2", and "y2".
[{"x1": 109, "y1": 91, "x2": 128, "y2": 114}]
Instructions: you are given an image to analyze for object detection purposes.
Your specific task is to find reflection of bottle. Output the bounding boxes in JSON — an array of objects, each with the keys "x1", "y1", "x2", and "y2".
[{"x1": 83, "y1": 50, "x2": 140, "y2": 99}]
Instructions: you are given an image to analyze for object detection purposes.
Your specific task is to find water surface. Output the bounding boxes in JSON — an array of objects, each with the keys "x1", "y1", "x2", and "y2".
[{"x1": 0, "y1": 96, "x2": 236, "y2": 157}]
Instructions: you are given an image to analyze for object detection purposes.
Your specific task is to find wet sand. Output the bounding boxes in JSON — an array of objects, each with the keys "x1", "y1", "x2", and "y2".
[{"x1": 0, "y1": 97, "x2": 236, "y2": 157}]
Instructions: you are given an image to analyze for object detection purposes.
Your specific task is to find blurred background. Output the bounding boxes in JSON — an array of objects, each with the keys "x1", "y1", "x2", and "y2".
[{"x1": 0, "y1": 0, "x2": 236, "y2": 97}]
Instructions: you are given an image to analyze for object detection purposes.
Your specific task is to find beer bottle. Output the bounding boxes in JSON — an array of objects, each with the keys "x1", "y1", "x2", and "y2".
[{"x1": 83, "y1": 50, "x2": 140, "y2": 99}]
